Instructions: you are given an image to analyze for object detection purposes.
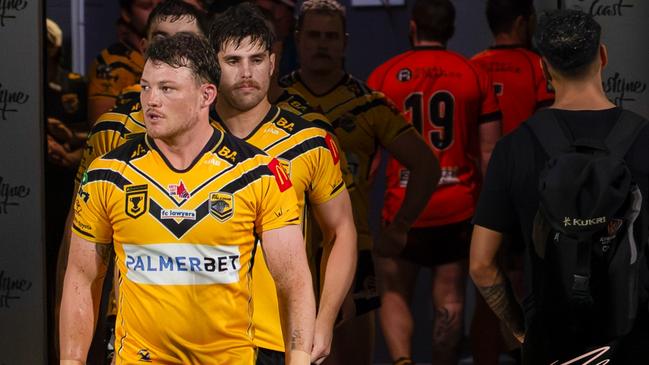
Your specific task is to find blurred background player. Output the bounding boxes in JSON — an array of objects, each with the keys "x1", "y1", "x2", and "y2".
[
  {"x1": 60, "y1": 32, "x2": 315, "y2": 365},
  {"x1": 86, "y1": 0, "x2": 160, "y2": 123},
  {"x1": 367, "y1": 0, "x2": 501, "y2": 364},
  {"x1": 45, "y1": 17, "x2": 88, "y2": 363},
  {"x1": 208, "y1": 5, "x2": 356, "y2": 363},
  {"x1": 255, "y1": 0, "x2": 299, "y2": 78},
  {"x1": 283, "y1": 0, "x2": 440, "y2": 363},
  {"x1": 469, "y1": 0, "x2": 554, "y2": 363}
]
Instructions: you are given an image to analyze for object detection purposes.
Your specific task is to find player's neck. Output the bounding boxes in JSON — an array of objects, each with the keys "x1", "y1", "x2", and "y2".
[
  {"x1": 492, "y1": 33, "x2": 525, "y2": 48},
  {"x1": 551, "y1": 76, "x2": 615, "y2": 111},
  {"x1": 412, "y1": 39, "x2": 444, "y2": 48},
  {"x1": 216, "y1": 98, "x2": 273, "y2": 139},
  {"x1": 154, "y1": 117, "x2": 214, "y2": 170},
  {"x1": 298, "y1": 68, "x2": 346, "y2": 95}
]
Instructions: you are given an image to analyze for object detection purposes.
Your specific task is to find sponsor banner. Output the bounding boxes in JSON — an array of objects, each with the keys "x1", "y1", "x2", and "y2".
[{"x1": 123, "y1": 243, "x2": 241, "y2": 285}]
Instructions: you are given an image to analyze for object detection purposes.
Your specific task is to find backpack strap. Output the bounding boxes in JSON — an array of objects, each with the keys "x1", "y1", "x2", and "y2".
[
  {"x1": 525, "y1": 109, "x2": 572, "y2": 158},
  {"x1": 604, "y1": 110, "x2": 648, "y2": 158}
]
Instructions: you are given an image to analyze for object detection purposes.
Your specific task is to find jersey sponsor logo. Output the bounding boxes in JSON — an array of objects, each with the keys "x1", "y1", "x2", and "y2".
[
  {"x1": 269, "y1": 158, "x2": 292, "y2": 192},
  {"x1": 209, "y1": 192, "x2": 234, "y2": 222},
  {"x1": 168, "y1": 180, "x2": 190, "y2": 199},
  {"x1": 123, "y1": 243, "x2": 241, "y2": 285},
  {"x1": 277, "y1": 158, "x2": 292, "y2": 178},
  {"x1": 61, "y1": 93, "x2": 80, "y2": 114},
  {"x1": 217, "y1": 145, "x2": 238, "y2": 162},
  {"x1": 439, "y1": 167, "x2": 460, "y2": 186},
  {"x1": 130, "y1": 144, "x2": 147, "y2": 158},
  {"x1": 397, "y1": 68, "x2": 412, "y2": 82},
  {"x1": 203, "y1": 157, "x2": 222, "y2": 166},
  {"x1": 275, "y1": 117, "x2": 295, "y2": 132},
  {"x1": 125, "y1": 184, "x2": 148, "y2": 219},
  {"x1": 160, "y1": 209, "x2": 196, "y2": 221},
  {"x1": 324, "y1": 133, "x2": 340, "y2": 165}
]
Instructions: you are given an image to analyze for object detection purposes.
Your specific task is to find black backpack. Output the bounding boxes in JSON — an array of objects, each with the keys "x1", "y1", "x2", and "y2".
[{"x1": 527, "y1": 109, "x2": 647, "y2": 338}]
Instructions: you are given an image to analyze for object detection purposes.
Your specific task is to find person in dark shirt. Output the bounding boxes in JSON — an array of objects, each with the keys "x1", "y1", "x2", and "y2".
[{"x1": 470, "y1": 10, "x2": 649, "y2": 365}]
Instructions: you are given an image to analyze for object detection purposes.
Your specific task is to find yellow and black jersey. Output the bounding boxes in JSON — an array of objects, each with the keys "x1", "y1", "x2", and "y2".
[
  {"x1": 75, "y1": 97, "x2": 146, "y2": 191},
  {"x1": 72, "y1": 129, "x2": 300, "y2": 364},
  {"x1": 88, "y1": 42, "x2": 144, "y2": 101},
  {"x1": 47, "y1": 68, "x2": 88, "y2": 128},
  {"x1": 281, "y1": 72, "x2": 414, "y2": 250},
  {"x1": 213, "y1": 105, "x2": 345, "y2": 352},
  {"x1": 276, "y1": 89, "x2": 355, "y2": 190}
]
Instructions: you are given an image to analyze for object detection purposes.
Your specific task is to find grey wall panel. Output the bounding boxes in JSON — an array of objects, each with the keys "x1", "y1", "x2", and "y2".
[{"x1": 0, "y1": 1, "x2": 46, "y2": 364}]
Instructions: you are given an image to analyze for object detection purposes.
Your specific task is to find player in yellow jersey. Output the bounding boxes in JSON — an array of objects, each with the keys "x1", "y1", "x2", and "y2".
[
  {"x1": 207, "y1": 5, "x2": 356, "y2": 365},
  {"x1": 282, "y1": 1, "x2": 441, "y2": 364},
  {"x1": 60, "y1": 33, "x2": 315, "y2": 365},
  {"x1": 57, "y1": 4, "x2": 217, "y2": 363}
]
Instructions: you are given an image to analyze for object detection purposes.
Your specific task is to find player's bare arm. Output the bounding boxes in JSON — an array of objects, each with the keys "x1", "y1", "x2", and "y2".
[
  {"x1": 377, "y1": 129, "x2": 440, "y2": 256},
  {"x1": 478, "y1": 120, "x2": 502, "y2": 178},
  {"x1": 469, "y1": 225, "x2": 525, "y2": 343},
  {"x1": 310, "y1": 190, "x2": 357, "y2": 364},
  {"x1": 262, "y1": 225, "x2": 316, "y2": 365},
  {"x1": 60, "y1": 233, "x2": 112, "y2": 363}
]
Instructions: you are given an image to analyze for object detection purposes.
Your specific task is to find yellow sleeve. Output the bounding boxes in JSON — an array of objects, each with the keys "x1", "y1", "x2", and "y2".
[
  {"x1": 74, "y1": 110, "x2": 131, "y2": 188},
  {"x1": 72, "y1": 164, "x2": 114, "y2": 244},
  {"x1": 367, "y1": 92, "x2": 414, "y2": 147},
  {"x1": 255, "y1": 158, "x2": 301, "y2": 233},
  {"x1": 307, "y1": 133, "x2": 346, "y2": 205}
]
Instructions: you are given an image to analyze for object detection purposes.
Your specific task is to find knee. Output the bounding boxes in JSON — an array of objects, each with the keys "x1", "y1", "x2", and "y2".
[{"x1": 432, "y1": 303, "x2": 464, "y2": 344}]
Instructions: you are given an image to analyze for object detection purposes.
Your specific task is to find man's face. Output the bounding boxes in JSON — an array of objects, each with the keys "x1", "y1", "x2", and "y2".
[
  {"x1": 140, "y1": 60, "x2": 204, "y2": 140},
  {"x1": 125, "y1": 0, "x2": 161, "y2": 35},
  {"x1": 296, "y1": 12, "x2": 346, "y2": 75},
  {"x1": 217, "y1": 37, "x2": 275, "y2": 112},
  {"x1": 145, "y1": 17, "x2": 201, "y2": 47}
]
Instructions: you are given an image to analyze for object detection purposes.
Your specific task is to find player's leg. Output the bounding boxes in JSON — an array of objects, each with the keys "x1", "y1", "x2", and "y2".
[
  {"x1": 375, "y1": 253, "x2": 420, "y2": 363},
  {"x1": 431, "y1": 259, "x2": 467, "y2": 365},
  {"x1": 470, "y1": 287, "x2": 504, "y2": 365},
  {"x1": 323, "y1": 250, "x2": 379, "y2": 365},
  {"x1": 256, "y1": 347, "x2": 285, "y2": 365}
]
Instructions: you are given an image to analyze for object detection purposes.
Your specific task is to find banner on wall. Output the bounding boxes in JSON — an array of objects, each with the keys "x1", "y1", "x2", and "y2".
[
  {"x1": 562, "y1": 0, "x2": 648, "y2": 118},
  {"x1": 0, "y1": 1, "x2": 46, "y2": 364}
]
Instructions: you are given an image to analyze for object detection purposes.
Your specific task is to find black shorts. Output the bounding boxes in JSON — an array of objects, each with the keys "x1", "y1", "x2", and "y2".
[
  {"x1": 401, "y1": 220, "x2": 472, "y2": 267},
  {"x1": 256, "y1": 347, "x2": 284, "y2": 365},
  {"x1": 316, "y1": 248, "x2": 381, "y2": 321}
]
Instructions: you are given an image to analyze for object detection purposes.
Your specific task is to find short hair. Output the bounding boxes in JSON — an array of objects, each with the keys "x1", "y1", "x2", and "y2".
[
  {"x1": 534, "y1": 10, "x2": 601, "y2": 78},
  {"x1": 144, "y1": 0, "x2": 209, "y2": 38},
  {"x1": 411, "y1": 0, "x2": 455, "y2": 43},
  {"x1": 208, "y1": 2, "x2": 276, "y2": 53},
  {"x1": 145, "y1": 32, "x2": 221, "y2": 85},
  {"x1": 486, "y1": 0, "x2": 534, "y2": 35},
  {"x1": 296, "y1": 0, "x2": 346, "y2": 34}
]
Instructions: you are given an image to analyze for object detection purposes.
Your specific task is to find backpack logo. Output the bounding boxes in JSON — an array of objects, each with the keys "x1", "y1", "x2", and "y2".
[{"x1": 562, "y1": 216, "x2": 607, "y2": 227}]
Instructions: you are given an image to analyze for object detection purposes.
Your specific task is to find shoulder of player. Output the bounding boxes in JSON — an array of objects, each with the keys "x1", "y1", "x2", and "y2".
[
  {"x1": 93, "y1": 42, "x2": 143, "y2": 76},
  {"x1": 91, "y1": 99, "x2": 142, "y2": 134},
  {"x1": 368, "y1": 52, "x2": 413, "y2": 87},
  {"x1": 216, "y1": 131, "x2": 270, "y2": 163},
  {"x1": 278, "y1": 71, "x2": 299, "y2": 88},
  {"x1": 272, "y1": 108, "x2": 324, "y2": 136}
]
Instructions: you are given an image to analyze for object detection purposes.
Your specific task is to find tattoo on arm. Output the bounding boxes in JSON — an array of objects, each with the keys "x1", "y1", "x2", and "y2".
[
  {"x1": 477, "y1": 279, "x2": 524, "y2": 335},
  {"x1": 95, "y1": 244, "x2": 113, "y2": 267},
  {"x1": 290, "y1": 329, "x2": 303, "y2": 350}
]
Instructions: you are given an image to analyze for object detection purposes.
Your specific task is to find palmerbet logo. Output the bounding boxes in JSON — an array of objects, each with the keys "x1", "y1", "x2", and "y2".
[{"x1": 123, "y1": 243, "x2": 241, "y2": 285}]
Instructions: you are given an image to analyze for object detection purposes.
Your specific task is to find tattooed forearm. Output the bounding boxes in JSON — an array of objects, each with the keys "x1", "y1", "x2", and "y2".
[
  {"x1": 290, "y1": 329, "x2": 303, "y2": 350},
  {"x1": 477, "y1": 278, "x2": 524, "y2": 337},
  {"x1": 95, "y1": 243, "x2": 113, "y2": 267}
]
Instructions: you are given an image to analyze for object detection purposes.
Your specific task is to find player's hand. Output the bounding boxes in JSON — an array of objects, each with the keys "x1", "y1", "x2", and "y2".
[
  {"x1": 501, "y1": 320, "x2": 523, "y2": 350},
  {"x1": 310, "y1": 317, "x2": 333, "y2": 364},
  {"x1": 374, "y1": 220, "x2": 409, "y2": 257},
  {"x1": 48, "y1": 117, "x2": 75, "y2": 146}
]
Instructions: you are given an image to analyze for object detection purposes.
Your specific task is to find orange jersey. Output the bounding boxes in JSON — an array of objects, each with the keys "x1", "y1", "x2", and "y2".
[
  {"x1": 73, "y1": 130, "x2": 299, "y2": 364},
  {"x1": 471, "y1": 45, "x2": 554, "y2": 135},
  {"x1": 368, "y1": 46, "x2": 501, "y2": 227}
]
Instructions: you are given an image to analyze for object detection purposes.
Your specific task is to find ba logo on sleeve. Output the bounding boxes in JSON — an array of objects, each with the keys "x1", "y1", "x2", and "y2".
[
  {"x1": 209, "y1": 192, "x2": 234, "y2": 222},
  {"x1": 125, "y1": 184, "x2": 148, "y2": 219}
]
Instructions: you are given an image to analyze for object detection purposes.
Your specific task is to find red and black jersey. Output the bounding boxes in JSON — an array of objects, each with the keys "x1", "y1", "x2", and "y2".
[
  {"x1": 368, "y1": 46, "x2": 501, "y2": 227},
  {"x1": 472, "y1": 45, "x2": 554, "y2": 135}
]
